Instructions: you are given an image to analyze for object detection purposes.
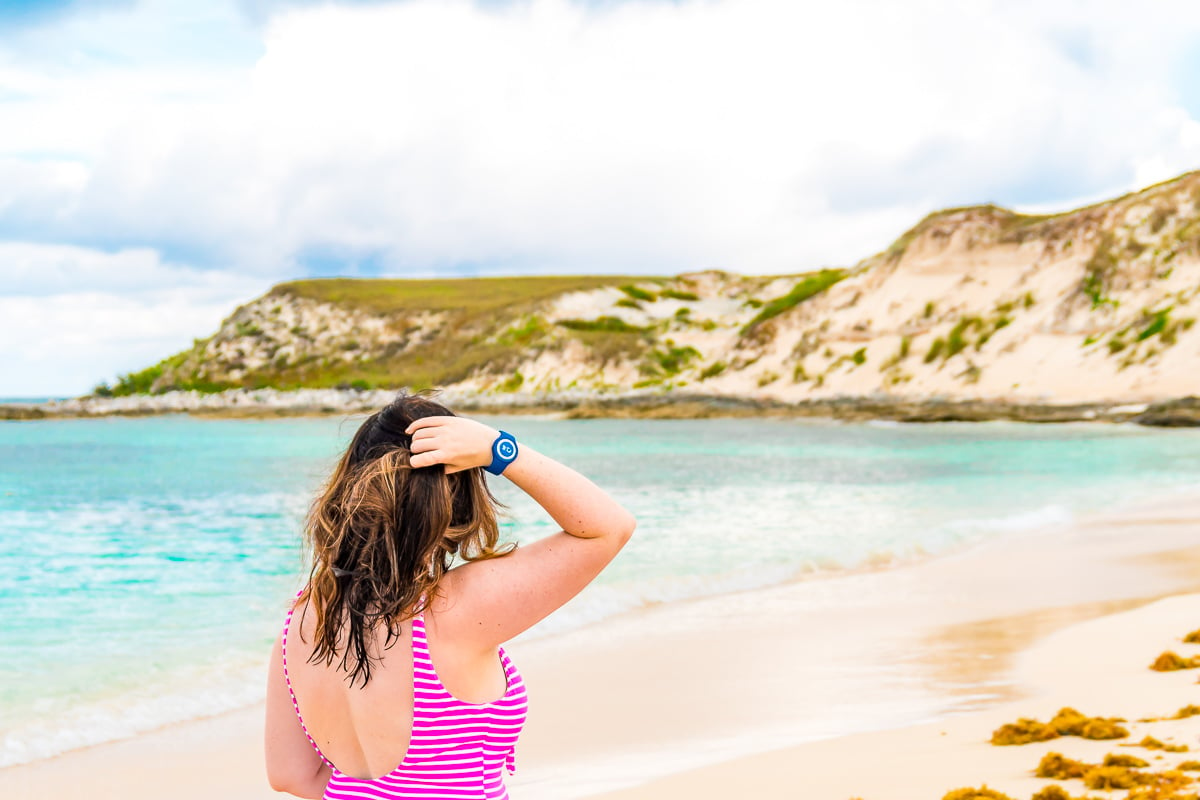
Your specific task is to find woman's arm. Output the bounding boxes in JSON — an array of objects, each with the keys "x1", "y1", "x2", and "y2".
[
  {"x1": 407, "y1": 417, "x2": 636, "y2": 649},
  {"x1": 264, "y1": 635, "x2": 333, "y2": 798}
]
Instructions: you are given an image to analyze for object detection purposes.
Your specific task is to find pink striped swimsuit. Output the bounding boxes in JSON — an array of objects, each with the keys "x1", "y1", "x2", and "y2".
[{"x1": 282, "y1": 600, "x2": 528, "y2": 800}]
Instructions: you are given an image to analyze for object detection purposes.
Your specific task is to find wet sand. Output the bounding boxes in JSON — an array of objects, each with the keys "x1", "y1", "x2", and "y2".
[{"x1": 2, "y1": 494, "x2": 1199, "y2": 800}]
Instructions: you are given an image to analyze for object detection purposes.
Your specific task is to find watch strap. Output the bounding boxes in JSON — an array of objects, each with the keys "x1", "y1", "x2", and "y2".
[{"x1": 485, "y1": 431, "x2": 519, "y2": 475}]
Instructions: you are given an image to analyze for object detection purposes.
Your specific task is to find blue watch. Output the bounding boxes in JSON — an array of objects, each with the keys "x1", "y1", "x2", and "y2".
[{"x1": 485, "y1": 431, "x2": 519, "y2": 475}]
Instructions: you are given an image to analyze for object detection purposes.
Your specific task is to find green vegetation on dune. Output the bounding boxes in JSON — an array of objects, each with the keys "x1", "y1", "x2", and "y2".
[
  {"x1": 640, "y1": 343, "x2": 701, "y2": 380},
  {"x1": 109, "y1": 275, "x2": 658, "y2": 395},
  {"x1": 263, "y1": 336, "x2": 524, "y2": 393},
  {"x1": 557, "y1": 316, "x2": 650, "y2": 333},
  {"x1": 270, "y1": 276, "x2": 656, "y2": 390},
  {"x1": 883, "y1": 204, "x2": 1059, "y2": 262},
  {"x1": 741, "y1": 268, "x2": 848, "y2": 333},
  {"x1": 101, "y1": 348, "x2": 228, "y2": 397},
  {"x1": 273, "y1": 275, "x2": 648, "y2": 316},
  {"x1": 1106, "y1": 306, "x2": 1195, "y2": 367},
  {"x1": 1082, "y1": 233, "x2": 1120, "y2": 309},
  {"x1": 619, "y1": 284, "x2": 657, "y2": 302},
  {"x1": 923, "y1": 307, "x2": 1014, "y2": 368},
  {"x1": 92, "y1": 172, "x2": 1200, "y2": 401},
  {"x1": 495, "y1": 315, "x2": 551, "y2": 347},
  {"x1": 560, "y1": 326, "x2": 656, "y2": 368}
]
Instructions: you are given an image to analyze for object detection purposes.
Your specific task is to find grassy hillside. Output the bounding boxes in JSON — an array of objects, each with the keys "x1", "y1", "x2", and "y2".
[
  {"x1": 100, "y1": 272, "x2": 793, "y2": 395},
  {"x1": 98, "y1": 170, "x2": 1200, "y2": 406}
]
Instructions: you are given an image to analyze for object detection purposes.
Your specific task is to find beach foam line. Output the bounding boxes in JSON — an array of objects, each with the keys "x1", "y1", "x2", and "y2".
[
  {"x1": 0, "y1": 658, "x2": 266, "y2": 768},
  {"x1": 0, "y1": 488, "x2": 1187, "y2": 770},
  {"x1": 525, "y1": 501, "x2": 1084, "y2": 642},
  {"x1": 4, "y1": 501, "x2": 1200, "y2": 799}
]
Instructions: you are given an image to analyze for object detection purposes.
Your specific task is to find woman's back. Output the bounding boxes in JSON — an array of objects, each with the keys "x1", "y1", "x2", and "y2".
[
  {"x1": 281, "y1": 593, "x2": 528, "y2": 799},
  {"x1": 265, "y1": 395, "x2": 635, "y2": 799}
]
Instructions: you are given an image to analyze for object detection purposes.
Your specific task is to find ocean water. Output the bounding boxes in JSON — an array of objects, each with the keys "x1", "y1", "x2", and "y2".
[{"x1": 3, "y1": 414, "x2": 1200, "y2": 766}]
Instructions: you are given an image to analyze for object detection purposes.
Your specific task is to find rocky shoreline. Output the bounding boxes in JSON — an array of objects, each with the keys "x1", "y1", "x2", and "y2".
[{"x1": 4, "y1": 388, "x2": 1200, "y2": 426}]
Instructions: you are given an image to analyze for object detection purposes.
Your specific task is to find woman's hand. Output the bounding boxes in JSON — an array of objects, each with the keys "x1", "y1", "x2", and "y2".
[{"x1": 406, "y1": 416, "x2": 500, "y2": 474}]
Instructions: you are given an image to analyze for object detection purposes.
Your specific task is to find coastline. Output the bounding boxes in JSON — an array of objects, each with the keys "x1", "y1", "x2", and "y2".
[
  {"x1": 3, "y1": 386, "x2": 1200, "y2": 425},
  {"x1": 3, "y1": 491, "x2": 1200, "y2": 799},
  {"x1": 590, "y1": 592, "x2": 1200, "y2": 800}
]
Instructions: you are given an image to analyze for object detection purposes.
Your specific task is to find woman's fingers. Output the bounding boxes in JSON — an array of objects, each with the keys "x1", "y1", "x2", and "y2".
[
  {"x1": 405, "y1": 416, "x2": 488, "y2": 471},
  {"x1": 405, "y1": 415, "x2": 452, "y2": 435},
  {"x1": 409, "y1": 429, "x2": 437, "y2": 448},
  {"x1": 408, "y1": 424, "x2": 441, "y2": 443},
  {"x1": 410, "y1": 448, "x2": 445, "y2": 469}
]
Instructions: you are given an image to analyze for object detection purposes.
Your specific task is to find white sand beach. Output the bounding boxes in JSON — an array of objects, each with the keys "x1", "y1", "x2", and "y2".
[{"x1": 3, "y1": 494, "x2": 1200, "y2": 800}]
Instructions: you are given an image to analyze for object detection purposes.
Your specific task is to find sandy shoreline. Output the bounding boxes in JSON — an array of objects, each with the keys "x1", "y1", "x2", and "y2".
[
  {"x1": 3, "y1": 494, "x2": 1200, "y2": 799},
  {"x1": 593, "y1": 592, "x2": 1200, "y2": 799}
]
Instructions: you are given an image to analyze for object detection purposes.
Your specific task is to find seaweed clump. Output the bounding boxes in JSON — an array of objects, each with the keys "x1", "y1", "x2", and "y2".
[
  {"x1": 1126, "y1": 770, "x2": 1197, "y2": 799},
  {"x1": 1030, "y1": 786, "x2": 1073, "y2": 800},
  {"x1": 991, "y1": 707, "x2": 1129, "y2": 745},
  {"x1": 1036, "y1": 752, "x2": 1089, "y2": 779},
  {"x1": 1151, "y1": 651, "x2": 1200, "y2": 671},
  {"x1": 1033, "y1": 751, "x2": 1191, "y2": 794},
  {"x1": 1084, "y1": 765, "x2": 1146, "y2": 790},
  {"x1": 1128, "y1": 735, "x2": 1190, "y2": 752},
  {"x1": 941, "y1": 786, "x2": 1014, "y2": 800}
]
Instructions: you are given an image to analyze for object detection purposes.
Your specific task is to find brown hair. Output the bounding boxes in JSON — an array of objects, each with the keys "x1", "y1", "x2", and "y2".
[{"x1": 300, "y1": 389, "x2": 513, "y2": 687}]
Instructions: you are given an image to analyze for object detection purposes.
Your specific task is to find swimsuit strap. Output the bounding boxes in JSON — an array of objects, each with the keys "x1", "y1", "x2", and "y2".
[
  {"x1": 408, "y1": 600, "x2": 519, "y2": 777},
  {"x1": 281, "y1": 589, "x2": 334, "y2": 768},
  {"x1": 410, "y1": 607, "x2": 430, "y2": 667}
]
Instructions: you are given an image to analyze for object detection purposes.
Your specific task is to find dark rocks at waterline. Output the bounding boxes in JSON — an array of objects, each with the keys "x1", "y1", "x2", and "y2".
[
  {"x1": 2, "y1": 388, "x2": 1196, "y2": 426},
  {"x1": 546, "y1": 395, "x2": 1152, "y2": 423},
  {"x1": 0, "y1": 405, "x2": 45, "y2": 420},
  {"x1": 1135, "y1": 397, "x2": 1200, "y2": 427}
]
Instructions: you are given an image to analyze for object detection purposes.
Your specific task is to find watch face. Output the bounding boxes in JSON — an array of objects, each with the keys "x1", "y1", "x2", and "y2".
[{"x1": 496, "y1": 438, "x2": 517, "y2": 461}]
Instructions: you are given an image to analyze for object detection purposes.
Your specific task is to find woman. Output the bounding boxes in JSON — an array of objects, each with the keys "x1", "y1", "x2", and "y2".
[{"x1": 265, "y1": 390, "x2": 636, "y2": 799}]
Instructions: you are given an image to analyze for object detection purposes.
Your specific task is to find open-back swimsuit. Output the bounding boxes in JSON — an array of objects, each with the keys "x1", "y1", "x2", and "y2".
[{"x1": 282, "y1": 598, "x2": 528, "y2": 800}]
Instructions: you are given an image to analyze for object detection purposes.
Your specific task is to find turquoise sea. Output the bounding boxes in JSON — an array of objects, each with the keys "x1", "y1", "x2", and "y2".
[{"x1": 3, "y1": 414, "x2": 1200, "y2": 766}]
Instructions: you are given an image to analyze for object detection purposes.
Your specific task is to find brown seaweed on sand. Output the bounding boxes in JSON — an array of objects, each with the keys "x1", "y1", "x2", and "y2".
[
  {"x1": 1030, "y1": 786, "x2": 1074, "y2": 800},
  {"x1": 1151, "y1": 651, "x2": 1200, "y2": 671},
  {"x1": 991, "y1": 707, "x2": 1128, "y2": 745},
  {"x1": 941, "y1": 786, "x2": 1015, "y2": 800},
  {"x1": 1125, "y1": 736, "x2": 1191, "y2": 753}
]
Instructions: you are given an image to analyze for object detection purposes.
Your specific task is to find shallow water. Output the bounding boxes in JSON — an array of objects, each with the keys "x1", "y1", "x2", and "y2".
[{"x1": 2, "y1": 414, "x2": 1200, "y2": 765}]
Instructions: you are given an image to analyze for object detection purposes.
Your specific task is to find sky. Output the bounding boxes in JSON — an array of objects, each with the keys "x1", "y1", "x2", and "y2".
[{"x1": 3, "y1": 0, "x2": 1200, "y2": 397}]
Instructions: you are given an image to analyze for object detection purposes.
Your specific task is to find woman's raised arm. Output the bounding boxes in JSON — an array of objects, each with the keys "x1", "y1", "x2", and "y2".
[{"x1": 407, "y1": 416, "x2": 636, "y2": 649}]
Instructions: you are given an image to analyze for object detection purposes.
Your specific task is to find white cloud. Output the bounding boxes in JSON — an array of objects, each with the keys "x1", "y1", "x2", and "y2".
[
  {"x1": 0, "y1": 243, "x2": 268, "y2": 396},
  {"x1": 1, "y1": 0, "x2": 1199, "y2": 279},
  {"x1": 5, "y1": 0, "x2": 1200, "y2": 394},
  {"x1": 0, "y1": 241, "x2": 258, "y2": 295}
]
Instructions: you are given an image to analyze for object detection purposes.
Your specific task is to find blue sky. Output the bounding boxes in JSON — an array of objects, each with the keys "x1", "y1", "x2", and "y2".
[{"x1": 3, "y1": 0, "x2": 1200, "y2": 396}]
